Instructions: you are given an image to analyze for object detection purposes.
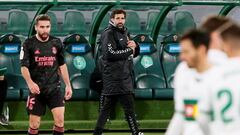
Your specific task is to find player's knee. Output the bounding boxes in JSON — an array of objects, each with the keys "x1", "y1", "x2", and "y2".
[
  {"x1": 29, "y1": 115, "x2": 41, "y2": 129},
  {"x1": 29, "y1": 121, "x2": 40, "y2": 129},
  {"x1": 54, "y1": 117, "x2": 64, "y2": 127}
]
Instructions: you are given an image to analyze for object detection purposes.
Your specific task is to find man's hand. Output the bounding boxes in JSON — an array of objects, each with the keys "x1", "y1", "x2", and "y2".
[
  {"x1": 127, "y1": 40, "x2": 136, "y2": 54},
  {"x1": 64, "y1": 85, "x2": 72, "y2": 100},
  {"x1": 27, "y1": 81, "x2": 40, "y2": 94},
  {"x1": 127, "y1": 40, "x2": 136, "y2": 48}
]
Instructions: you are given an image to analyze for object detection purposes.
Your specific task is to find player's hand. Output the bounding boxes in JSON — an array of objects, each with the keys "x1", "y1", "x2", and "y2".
[
  {"x1": 27, "y1": 81, "x2": 40, "y2": 94},
  {"x1": 64, "y1": 85, "x2": 72, "y2": 100}
]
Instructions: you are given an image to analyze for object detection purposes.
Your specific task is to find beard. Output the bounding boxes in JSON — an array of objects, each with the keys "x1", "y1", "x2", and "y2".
[
  {"x1": 39, "y1": 32, "x2": 49, "y2": 41},
  {"x1": 117, "y1": 23, "x2": 124, "y2": 28},
  {"x1": 186, "y1": 56, "x2": 198, "y2": 68}
]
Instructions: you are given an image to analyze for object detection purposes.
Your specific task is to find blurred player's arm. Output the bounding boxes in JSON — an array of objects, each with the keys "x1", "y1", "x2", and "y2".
[
  {"x1": 197, "y1": 84, "x2": 212, "y2": 135},
  {"x1": 165, "y1": 112, "x2": 184, "y2": 135},
  {"x1": 165, "y1": 62, "x2": 188, "y2": 135},
  {"x1": 197, "y1": 111, "x2": 211, "y2": 135},
  {"x1": 165, "y1": 63, "x2": 186, "y2": 135}
]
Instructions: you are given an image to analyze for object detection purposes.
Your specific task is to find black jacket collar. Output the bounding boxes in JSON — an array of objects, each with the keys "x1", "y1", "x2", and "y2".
[{"x1": 108, "y1": 21, "x2": 127, "y2": 34}]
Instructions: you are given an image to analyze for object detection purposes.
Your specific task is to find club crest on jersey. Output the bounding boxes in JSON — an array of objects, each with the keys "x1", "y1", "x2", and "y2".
[
  {"x1": 34, "y1": 49, "x2": 40, "y2": 54},
  {"x1": 184, "y1": 99, "x2": 198, "y2": 121},
  {"x1": 52, "y1": 47, "x2": 57, "y2": 54}
]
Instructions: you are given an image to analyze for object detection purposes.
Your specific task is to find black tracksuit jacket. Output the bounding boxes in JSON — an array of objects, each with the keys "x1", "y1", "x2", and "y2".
[{"x1": 100, "y1": 22, "x2": 139, "y2": 95}]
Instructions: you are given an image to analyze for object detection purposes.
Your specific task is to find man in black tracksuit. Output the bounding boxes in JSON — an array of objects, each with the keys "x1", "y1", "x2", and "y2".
[{"x1": 93, "y1": 9, "x2": 143, "y2": 135}]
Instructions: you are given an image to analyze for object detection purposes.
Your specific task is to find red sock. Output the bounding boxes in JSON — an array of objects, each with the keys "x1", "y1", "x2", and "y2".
[
  {"x1": 28, "y1": 127, "x2": 38, "y2": 135},
  {"x1": 53, "y1": 125, "x2": 64, "y2": 135}
]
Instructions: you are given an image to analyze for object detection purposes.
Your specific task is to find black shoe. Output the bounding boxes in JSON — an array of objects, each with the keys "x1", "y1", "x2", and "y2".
[{"x1": 0, "y1": 115, "x2": 9, "y2": 126}]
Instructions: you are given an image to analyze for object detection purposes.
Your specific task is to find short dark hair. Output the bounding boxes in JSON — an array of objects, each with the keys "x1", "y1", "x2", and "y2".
[
  {"x1": 35, "y1": 14, "x2": 51, "y2": 25},
  {"x1": 181, "y1": 29, "x2": 210, "y2": 50},
  {"x1": 200, "y1": 16, "x2": 231, "y2": 33},
  {"x1": 220, "y1": 22, "x2": 240, "y2": 42},
  {"x1": 110, "y1": 9, "x2": 126, "y2": 19}
]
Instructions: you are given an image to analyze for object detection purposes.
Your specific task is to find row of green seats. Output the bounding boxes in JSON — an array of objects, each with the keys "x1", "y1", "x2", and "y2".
[
  {"x1": 92, "y1": 10, "x2": 196, "y2": 35},
  {"x1": 131, "y1": 9, "x2": 196, "y2": 98},
  {"x1": 0, "y1": 10, "x2": 89, "y2": 36},
  {"x1": 132, "y1": 34, "x2": 181, "y2": 99},
  {"x1": 48, "y1": 11, "x2": 143, "y2": 35},
  {"x1": 0, "y1": 9, "x2": 196, "y2": 37},
  {"x1": 146, "y1": 10, "x2": 196, "y2": 35}
]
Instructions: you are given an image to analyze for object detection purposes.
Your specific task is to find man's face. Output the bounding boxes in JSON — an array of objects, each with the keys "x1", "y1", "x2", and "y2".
[
  {"x1": 111, "y1": 13, "x2": 125, "y2": 29},
  {"x1": 180, "y1": 39, "x2": 199, "y2": 68},
  {"x1": 35, "y1": 20, "x2": 51, "y2": 41}
]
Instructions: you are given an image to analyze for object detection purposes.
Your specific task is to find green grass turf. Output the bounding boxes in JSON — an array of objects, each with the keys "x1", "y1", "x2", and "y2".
[
  {"x1": 6, "y1": 100, "x2": 174, "y2": 121},
  {"x1": 0, "y1": 120, "x2": 170, "y2": 130},
  {"x1": 3, "y1": 133, "x2": 164, "y2": 135}
]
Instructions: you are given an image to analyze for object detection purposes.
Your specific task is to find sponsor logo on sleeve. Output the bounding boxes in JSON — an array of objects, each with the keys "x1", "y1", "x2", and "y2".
[{"x1": 184, "y1": 99, "x2": 198, "y2": 121}]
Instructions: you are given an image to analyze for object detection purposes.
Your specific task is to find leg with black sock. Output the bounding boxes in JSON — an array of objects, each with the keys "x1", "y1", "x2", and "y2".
[
  {"x1": 51, "y1": 106, "x2": 65, "y2": 135},
  {"x1": 0, "y1": 77, "x2": 8, "y2": 126},
  {"x1": 28, "y1": 127, "x2": 38, "y2": 135},
  {"x1": 119, "y1": 94, "x2": 142, "y2": 135},
  {"x1": 0, "y1": 78, "x2": 7, "y2": 114},
  {"x1": 93, "y1": 95, "x2": 116, "y2": 135},
  {"x1": 53, "y1": 125, "x2": 64, "y2": 135}
]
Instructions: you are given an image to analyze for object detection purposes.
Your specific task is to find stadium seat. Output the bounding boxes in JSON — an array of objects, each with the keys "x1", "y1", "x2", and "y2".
[
  {"x1": 63, "y1": 34, "x2": 95, "y2": 100},
  {"x1": 62, "y1": 11, "x2": 87, "y2": 35},
  {"x1": 125, "y1": 11, "x2": 141, "y2": 34},
  {"x1": 146, "y1": 11, "x2": 172, "y2": 35},
  {"x1": 0, "y1": 34, "x2": 24, "y2": 100},
  {"x1": 47, "y1": 11, "x2": 60, "y2": 36},
  {"x1": 175, "y1": 11, "x2": 196, "y2": 35},
  {"x1": 133, "y1": 34, "x2": 166, "y2": 99},
  {"x1": 0, "y1": 20, "x2": 6, "y2": 36},
  {"x1": 49, "y1": 5, "x2": 68, "y2": 11},
  {"x1": 7, "y1": 11, "x2": 29, "y2": 36},
  {"x1": 92, "y1": 11, "x2": 109, "y2": 33},
  {"x1": 155, "y1": 34, "x2": 181, "y2": 99}
]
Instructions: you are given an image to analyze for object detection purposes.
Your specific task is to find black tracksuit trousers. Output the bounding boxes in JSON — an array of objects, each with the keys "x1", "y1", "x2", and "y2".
[
  {"x1": 0, "y1": 78, "x2": 7, "y2": 114},
  {"x1": 93, "y1": 94, "x2": 139, "y2": 135}
]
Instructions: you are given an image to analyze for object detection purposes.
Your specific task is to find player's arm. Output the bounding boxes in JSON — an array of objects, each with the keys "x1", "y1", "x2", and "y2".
[
  {"x1": 59, "y1": 64, "x2": 72, "y2": 100},
  {"x1": 197, "y1": 111, "x2": 211, "y2": 135},
  {"x1": 165, "y1": 89, "x2": 184, "y2": 135},
  {"x1": 57, "y1": 39, "x2": 72, "y2": 100},
  {"x1": 165, "y1": 63, "x2": 186, "y2": 135},
  {"x1": 21, "y1": 67, "x2": 40, "y2": 94},
  {"x1": 20, "y1": 41, "x2": 40, "y2": 94},
  {"x1": 165, "y1": 112, "x2": 184, "y2": 135}
]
